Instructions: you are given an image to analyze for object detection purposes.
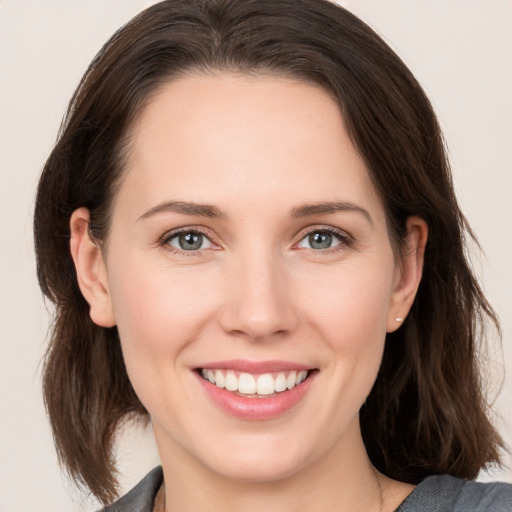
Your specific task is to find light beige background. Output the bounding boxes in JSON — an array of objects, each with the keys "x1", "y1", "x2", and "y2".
[{"x1": 0, "y1": 1, "x2": 510, "y2": 510}]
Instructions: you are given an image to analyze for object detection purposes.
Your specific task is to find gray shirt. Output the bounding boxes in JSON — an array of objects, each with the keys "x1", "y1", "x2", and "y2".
[{"x1": 102, "y1": 466, "x2": 512, "y2": 511}]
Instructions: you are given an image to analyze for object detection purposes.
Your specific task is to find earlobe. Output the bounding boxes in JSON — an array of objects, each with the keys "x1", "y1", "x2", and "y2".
[
  {"x1": 69, "y1": 207, "x2": 116, "y2": 328},
  {"x1": 387, "y1": 216, "x2": 428, "y2": 333}
]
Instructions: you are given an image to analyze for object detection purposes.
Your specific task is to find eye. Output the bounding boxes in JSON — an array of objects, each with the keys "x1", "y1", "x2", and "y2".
[
  {"x1": 165, "y1": 230, "x2": 213, "y2": 252},
  {"x1": 297, "y1": 229, "x2": 347, "y2": 250}
]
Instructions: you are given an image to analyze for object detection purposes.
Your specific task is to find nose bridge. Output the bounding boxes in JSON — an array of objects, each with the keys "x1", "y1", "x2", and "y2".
[{"x1": 220, "y1": 242, "x2": 297, "y2": 340}]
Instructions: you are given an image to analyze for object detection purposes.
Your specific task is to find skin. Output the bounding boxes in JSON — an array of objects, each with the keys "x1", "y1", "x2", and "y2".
[{"x1": 70, "y1": 73, "x2": 427, "y2": 511}]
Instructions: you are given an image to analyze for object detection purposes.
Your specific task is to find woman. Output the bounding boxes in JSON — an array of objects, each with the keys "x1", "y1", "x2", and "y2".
[{"x1": 34, "y1": 0, "x2": 511, "y2": 510}]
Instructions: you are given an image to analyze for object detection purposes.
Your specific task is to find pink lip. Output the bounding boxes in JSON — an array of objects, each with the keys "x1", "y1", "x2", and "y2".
[
  {"x1": 197, "y1": 359, "x2": 311, "y2": 373},
  {"x1": 194, "y1": 362, "x2": 317, "y2": 421}
]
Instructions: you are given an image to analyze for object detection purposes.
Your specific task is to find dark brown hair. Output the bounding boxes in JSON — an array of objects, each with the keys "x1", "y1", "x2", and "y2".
[{"x1": 34, "y1": 0, "x2": 503, "y2": 504}]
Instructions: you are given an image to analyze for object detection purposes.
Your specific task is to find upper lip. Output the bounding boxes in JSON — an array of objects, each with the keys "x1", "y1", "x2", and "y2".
[{"x1": 196, "y1": 359, "x2": 313, "y2": 373}]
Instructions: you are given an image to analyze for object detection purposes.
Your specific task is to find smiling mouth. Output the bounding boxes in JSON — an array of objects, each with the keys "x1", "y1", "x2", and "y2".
[{"x1": 197, "y1": 368, "x2": 313, "y2": 398}]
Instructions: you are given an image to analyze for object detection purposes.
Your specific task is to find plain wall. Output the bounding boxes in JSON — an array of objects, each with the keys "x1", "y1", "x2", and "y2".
[{"x1": 0, "y1": 1, "x2": 510, "y2": 510}]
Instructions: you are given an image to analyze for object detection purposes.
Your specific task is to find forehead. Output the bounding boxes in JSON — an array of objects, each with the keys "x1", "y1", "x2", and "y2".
[{"x1": 115, "y1": 72, "x2": 384, "y2": 222}]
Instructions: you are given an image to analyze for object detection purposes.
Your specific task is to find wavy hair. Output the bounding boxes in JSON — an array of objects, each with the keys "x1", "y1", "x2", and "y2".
[{"x1": 34, "y1": 0, "x2": 503, "y2": 504}]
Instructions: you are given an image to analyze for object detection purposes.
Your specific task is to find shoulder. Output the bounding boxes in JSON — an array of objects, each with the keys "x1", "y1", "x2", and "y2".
[
  {"x1": 99, "y1": 466, "x2": 163, "y2": 512},
  {"x1": 397, "y1": 474, "x2": 512, "y2": 512}
]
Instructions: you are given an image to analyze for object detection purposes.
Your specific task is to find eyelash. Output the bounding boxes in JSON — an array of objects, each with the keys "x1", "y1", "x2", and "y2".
[
  {"x1": 294, "y1": 225, "x2": 354, "y2": 253},
  {"x1": 159, "y1": 225, "x2": 353, "y2": 256},
  {"x1": 160, "y1": 227, "x2": 217, "y2": 257}
]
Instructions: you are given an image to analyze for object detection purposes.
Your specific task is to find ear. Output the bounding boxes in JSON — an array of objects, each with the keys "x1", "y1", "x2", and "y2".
[
  {"x1": 387, "y1": 216, "x2": 428, "y2": 333},
  {"x1": 69, "y1": 207, "x2": 116, "y2": 328}
]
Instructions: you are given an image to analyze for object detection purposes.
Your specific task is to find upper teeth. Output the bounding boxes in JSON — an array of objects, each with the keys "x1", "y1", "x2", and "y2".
[{"x1": 201, "y1": 369, "x2": 308, "y2": 396}]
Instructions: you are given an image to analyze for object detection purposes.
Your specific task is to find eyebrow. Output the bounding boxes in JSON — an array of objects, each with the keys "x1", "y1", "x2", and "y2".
[
  {"x1": 290, "y1": 201, "x2": 374, "y2": 226},
  {"x1": 137, "y1": 199, "x2": 373, "y2": 226},
  {"x1": 137, "y1": 201, "x2": 227, "y2": 221}
]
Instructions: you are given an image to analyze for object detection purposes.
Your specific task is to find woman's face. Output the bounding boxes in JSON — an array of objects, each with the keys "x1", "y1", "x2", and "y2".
[{"x1": 78, "y1": 73, "x2": 422, "y2": 483}]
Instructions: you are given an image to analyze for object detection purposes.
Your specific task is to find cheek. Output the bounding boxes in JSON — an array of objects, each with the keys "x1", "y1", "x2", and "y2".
[
  {"x1": 297, "y1": 257, "x2": 395, "y2": 402},
  {"x1": 106, "y1": 257, "x2": 222, "y2": 393},
  {"x1": 110, "y1": 256, "x2": 218, "y2": 334},
  {"x1": 299, "y1": 257, "x2": 395, "y2": 345}
]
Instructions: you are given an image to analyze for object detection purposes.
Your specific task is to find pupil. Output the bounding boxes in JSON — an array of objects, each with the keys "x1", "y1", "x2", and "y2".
[
  {"x1": 310, "y1": 231, "x2": 332, "y2": 249},
  {"x1": 179, "y1": 232, "x2": 202, "y2": 250}
]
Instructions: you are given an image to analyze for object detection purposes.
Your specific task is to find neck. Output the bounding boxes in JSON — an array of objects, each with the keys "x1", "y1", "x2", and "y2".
[{"x1": 156, "y1": 420, "x2": 393, "y2": 512}]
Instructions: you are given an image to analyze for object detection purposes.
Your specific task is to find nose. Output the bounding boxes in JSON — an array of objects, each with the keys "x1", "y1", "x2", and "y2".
[{"x1": 218, "y1": 250, "x2": 299, "y2": 341}]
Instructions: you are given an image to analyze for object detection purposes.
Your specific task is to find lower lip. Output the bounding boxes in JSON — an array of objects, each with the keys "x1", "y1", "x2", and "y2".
[{"x1": 195, "y1": 371, "x2": 316, "y2": 421}]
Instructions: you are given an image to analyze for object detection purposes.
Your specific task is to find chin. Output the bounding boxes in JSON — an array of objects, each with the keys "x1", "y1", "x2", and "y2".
[
  {"x1": 213, "y1": 455, "x2": 304, "y2": 484},
  {"x1": 200, "y1": 435, "x2": 314, "y2": 484}
]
